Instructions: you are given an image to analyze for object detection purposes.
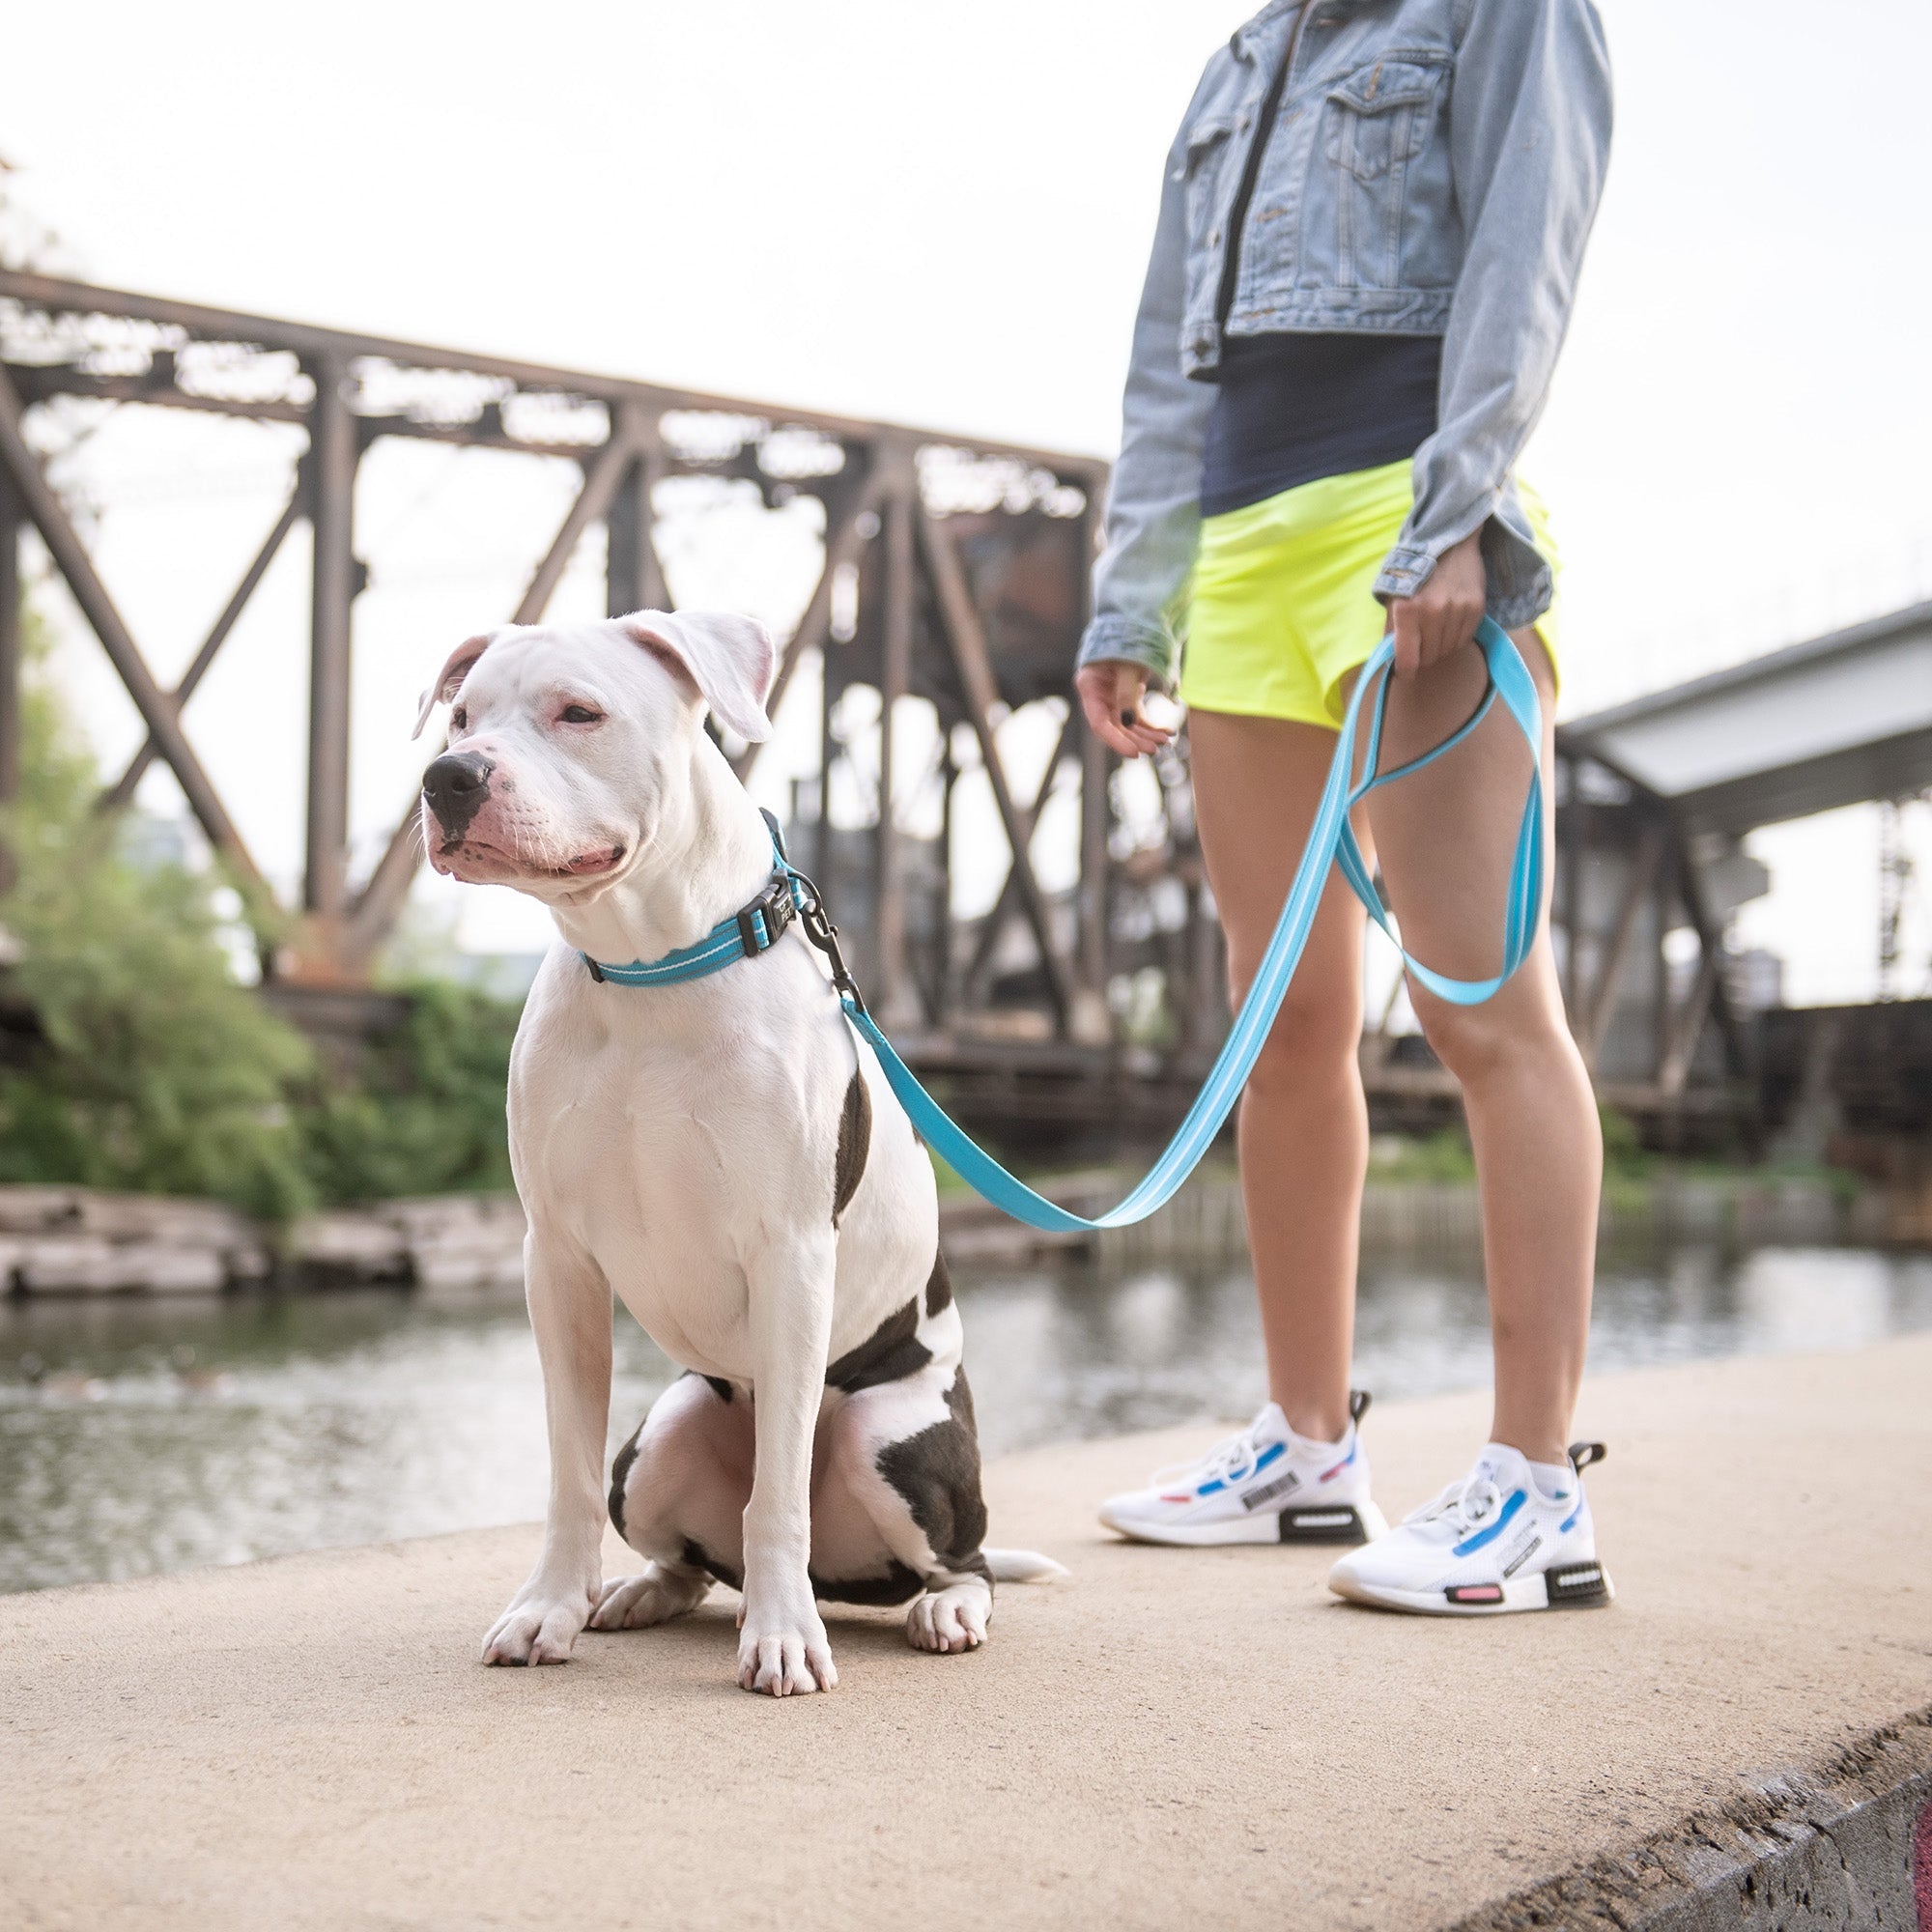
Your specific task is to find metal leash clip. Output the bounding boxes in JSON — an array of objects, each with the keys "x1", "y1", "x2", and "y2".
[{"x1": 784, "y1": 868, "x2": 868, "y2": 1017}]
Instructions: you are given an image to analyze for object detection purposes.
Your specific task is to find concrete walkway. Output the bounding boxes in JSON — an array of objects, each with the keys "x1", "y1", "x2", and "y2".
[{"x1": 5, "y1": 1337, "x2": 1930, "y2": 1931}]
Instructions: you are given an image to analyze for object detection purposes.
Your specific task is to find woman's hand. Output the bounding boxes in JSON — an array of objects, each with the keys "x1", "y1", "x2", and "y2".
[
  {"x1": 1075, "y1": 660, "x2": 1174, "y2": 759},
  {"x1": 1387, "y1": 527, "x2": 1487, "y2": 679}
]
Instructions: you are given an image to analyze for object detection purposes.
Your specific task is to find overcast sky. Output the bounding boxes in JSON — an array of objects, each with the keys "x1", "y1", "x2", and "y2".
[{"x1": 3, "y1": 0, "x2": 1929, "y2": 999}]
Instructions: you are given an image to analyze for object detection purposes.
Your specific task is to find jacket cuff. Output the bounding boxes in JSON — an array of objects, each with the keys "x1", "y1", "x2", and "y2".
[
  {"x1": 1076, "y1": 617, "x2": 1177, "y2": 693},
  {"x1": 1372, "y1": 545, "x2": 1438, "y2": 605},
  {"x1": 1373, "y1": 544, "x2": 1554, "y2": 633}
]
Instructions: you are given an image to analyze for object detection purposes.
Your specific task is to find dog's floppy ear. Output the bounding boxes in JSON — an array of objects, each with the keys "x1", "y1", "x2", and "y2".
[
  {"x1": 619, "y1": 610, "x2": 776, "y2": 744},
  {"x1": 412, "y1": 630, "x2": 499, "y2": 740}
]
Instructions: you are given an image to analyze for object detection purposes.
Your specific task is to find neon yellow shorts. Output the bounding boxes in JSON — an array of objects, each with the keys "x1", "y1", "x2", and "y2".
[{"x1": 1178, "y1": 459, "x2": 1560, "y2": 727}]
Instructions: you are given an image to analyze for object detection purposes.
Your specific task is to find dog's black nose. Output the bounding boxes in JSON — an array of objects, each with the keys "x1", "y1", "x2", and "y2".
[{"x1": 422, "y1": 751, "x2": 495, "y2": 834}]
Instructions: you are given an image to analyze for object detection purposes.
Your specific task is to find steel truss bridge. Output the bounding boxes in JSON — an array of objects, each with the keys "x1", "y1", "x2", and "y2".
[{"x1": 1, "y1": 273, "x2": 1925, "y2": 1153}]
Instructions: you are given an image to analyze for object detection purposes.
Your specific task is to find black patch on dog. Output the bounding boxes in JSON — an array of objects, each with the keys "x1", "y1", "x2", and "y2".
[
  {"x1": 924, "y1": 1247, "x2": 952, "y2": 1318},
  {"x1": 875, "y1": 1368, "x2": 991, "y2": 1578},
  {"x1": 608, "y1": 1422, "x2": 644, "y2": 1541},
  {"x1": 681, "y1": 1537, "x2": 743, "y2": 1592},
  {"x1": 810, "y1": 1559, "x2": 926, "y2": 1607},
  {"x1": 702, "y1": 1375, "x2": 734, "y2": 1404},
  {"x1": 824, "y1": 1297, "x2": 931, "y2": 1393},
  {"x1": 833, "y1": 1068, "x2": 871, "y2": 1225}
]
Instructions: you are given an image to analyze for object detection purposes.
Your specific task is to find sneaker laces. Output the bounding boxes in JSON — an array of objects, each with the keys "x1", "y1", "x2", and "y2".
[
  {"x1": 1151, "y1": 1425, "x2": 1272, "y2": 1491},
  {"x1": 1405, "y1": 1471, "x2": 1503, "y2": 1537}
]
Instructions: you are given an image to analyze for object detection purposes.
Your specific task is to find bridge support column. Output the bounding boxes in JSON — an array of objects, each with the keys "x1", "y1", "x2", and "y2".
[
  {"x1": 872, "y1": 467, "x2": 919, "y2": 1029},
  {"x1": 606, "y1": 409, "x2": 668, "y2": 616},
  {"x1": 302, "y1": 356, "x2": 359, "y2": 972}
]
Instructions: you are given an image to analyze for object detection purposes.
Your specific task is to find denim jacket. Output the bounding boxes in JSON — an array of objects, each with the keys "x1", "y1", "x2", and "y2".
[{"x1": 1079, "y1": 0, "x2": 1612, "y2": 687}]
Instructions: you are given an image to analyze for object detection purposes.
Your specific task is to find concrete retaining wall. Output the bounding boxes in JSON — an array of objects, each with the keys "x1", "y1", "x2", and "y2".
[{"x1": 1460, "y1": 1712, "x2": 1932, "y2": 1931}]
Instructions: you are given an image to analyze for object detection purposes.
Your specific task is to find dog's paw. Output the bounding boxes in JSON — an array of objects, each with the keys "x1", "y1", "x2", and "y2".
[
  {"x1": 907, "y1": 1579, "x2": 990, "y2": 1655},
  {"x1": 735, "y1": 1601, "x2": 838, "y2": 1696},
  {"x1": 480, "y1": 1586, "x2": 593, "y2": 1666},
  {"x1": 589, "y1": 1564, "x2": 711, "y2": 1631}
]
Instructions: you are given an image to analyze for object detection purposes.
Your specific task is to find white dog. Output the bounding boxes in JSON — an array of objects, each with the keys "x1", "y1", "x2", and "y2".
[{"x1": 415, "y1": 610, "x2": 1060, "y2": 1696}]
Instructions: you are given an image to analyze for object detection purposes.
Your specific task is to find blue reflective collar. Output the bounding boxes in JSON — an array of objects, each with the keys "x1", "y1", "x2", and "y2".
[{"x1": 581, "y1": 813, "x2": 802, "y2": 988}]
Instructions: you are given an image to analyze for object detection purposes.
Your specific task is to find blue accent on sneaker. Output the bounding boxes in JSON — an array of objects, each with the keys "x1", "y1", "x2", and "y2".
[
  {"x1": 1194, "y1": 1438, "x2": 1286, "y2": 1497},
  {"x1": 1451, "y1": 1487, "x2": 1525, "y2": 1557},
  {"x1": 1559, "y1": 1504, "x2": 1582, "y2": 1534}
]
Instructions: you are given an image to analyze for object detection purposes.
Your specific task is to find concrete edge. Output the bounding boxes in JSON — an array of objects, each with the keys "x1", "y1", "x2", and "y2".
[{"x1": 1454, "y1": 1706, "x2": 1932, "y2": 1931}]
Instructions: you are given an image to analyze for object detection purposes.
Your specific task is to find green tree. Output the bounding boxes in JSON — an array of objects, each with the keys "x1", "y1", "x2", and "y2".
[{"x1": 0, "y1": 608, "x2": 317, "y2": 1217}]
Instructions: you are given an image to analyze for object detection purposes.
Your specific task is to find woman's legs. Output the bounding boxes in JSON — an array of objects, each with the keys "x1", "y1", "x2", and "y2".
[
  {"x1": 1187, "y1": 708, "x2": 1370, "y2": 1447},
  {"x1": 1362, "y1": 631, "x2": 1600, "y2": 1464}
]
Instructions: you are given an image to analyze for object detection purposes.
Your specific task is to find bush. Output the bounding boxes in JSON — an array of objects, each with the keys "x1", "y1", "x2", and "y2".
[
  {"x1": 296, "y1": 979, "x2": 520, "y2": 1204},
  {"x1": 0, "y1": 609, "x2": 316, "y2": 1218}
]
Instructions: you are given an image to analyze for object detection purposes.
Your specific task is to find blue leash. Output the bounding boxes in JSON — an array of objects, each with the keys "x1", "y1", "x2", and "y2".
[{"x1": 584, "y1": 618, "x2": 1544, "y2": 1237}]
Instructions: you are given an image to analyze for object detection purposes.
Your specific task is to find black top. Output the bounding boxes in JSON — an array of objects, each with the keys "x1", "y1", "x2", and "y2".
[{"x1": 1198, "y1": 330, "x2": 1442, "y2": 518}]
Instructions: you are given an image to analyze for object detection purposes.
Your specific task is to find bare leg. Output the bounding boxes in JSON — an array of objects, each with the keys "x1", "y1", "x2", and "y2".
[
  {"x1": 1363, "y1": 631, "x2": 1600, "y2": 1464},
  {"x1": 481, "y1": 1226, "x2": 611, "y2": 1664},
  {"x1": 1187, "y1": 709, "x2": 1372, "y2": 1445}
]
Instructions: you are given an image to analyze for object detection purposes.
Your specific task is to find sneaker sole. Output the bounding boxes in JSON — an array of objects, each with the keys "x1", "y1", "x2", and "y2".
[
  {"x1": 1329, "y1": 1559, "x2": 1615, "y2": 1616},
  {"x1": 1100, "y1": 1499, "x2": 1388, "y2": 1548}
]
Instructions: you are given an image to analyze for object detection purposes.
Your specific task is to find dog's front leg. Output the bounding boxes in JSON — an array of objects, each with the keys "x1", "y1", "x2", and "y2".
[
  {"x1": 482, "y1": 1225, "x2": 611, "y2": 1665},
  {"x1": 737, "y1": 1229, "x2": 838, "y2": 1696}
]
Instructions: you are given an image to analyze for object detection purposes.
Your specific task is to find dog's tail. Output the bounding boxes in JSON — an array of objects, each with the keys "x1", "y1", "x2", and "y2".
[{"x1": 983, "y1": 1548, "x2": 1069, "y2": 1584}]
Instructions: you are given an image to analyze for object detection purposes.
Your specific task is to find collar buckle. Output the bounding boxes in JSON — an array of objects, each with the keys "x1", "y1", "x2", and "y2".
[{"x1": 735, "y1": 870, "x2": 798, "y2": 959}]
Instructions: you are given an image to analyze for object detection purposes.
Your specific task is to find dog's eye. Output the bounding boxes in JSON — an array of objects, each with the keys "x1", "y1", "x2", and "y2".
[
  {"x1": 450, "y1": 706, "x2": 468, "y2": 731},
  {"x1": 559, "y1": 704, "x2": 603, "y2": 725}
]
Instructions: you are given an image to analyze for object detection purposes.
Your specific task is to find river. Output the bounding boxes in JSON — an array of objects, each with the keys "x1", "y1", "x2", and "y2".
[{"x1": 3, "y1": 1238, "x2": 1928, "y2": 1593}]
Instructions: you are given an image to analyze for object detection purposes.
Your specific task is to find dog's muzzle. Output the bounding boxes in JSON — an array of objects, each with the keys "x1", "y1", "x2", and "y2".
[{"x1": 422, "y1": 750, "x2": 495, "y2": 838}]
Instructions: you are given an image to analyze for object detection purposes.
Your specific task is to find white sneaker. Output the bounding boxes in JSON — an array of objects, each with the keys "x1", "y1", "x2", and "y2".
[
  {"x1": 1098, "y1": 1393, "x2": 1387, "y2": 1547},
  {"x1": 1327, "y1": 1440, "x2": 1613, "y2": 1614}
]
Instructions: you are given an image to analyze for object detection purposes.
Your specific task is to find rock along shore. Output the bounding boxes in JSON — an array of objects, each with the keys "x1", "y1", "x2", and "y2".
[{"x1": 0, "y1": 1167, "x2": 1896, "y2": 1296}]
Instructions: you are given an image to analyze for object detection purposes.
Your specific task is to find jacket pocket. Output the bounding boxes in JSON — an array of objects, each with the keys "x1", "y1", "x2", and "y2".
[
  {"x1": 1179, "y1": 114, "x2": 1236, "y2": 181},
  {"x1": 1322, "y1": 58, "x2": 1440, "y2": 185}
]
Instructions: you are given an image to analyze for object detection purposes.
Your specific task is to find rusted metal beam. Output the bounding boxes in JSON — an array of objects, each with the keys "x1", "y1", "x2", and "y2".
[
  {"x1": 99, "y1": 479, "x2": 306, "y2": 815},
  {"x1": 304, "y1": 354, "x2": 358, "y2": 937},
  {"x1": 732, "y1": 460, "x2": 883, "y2": 781},
  {"x1": 605, "y1": 407, "x2": 669, "y2": 618},
  {"x1": 874, "y1": 478, "x2": 916, "y2": 1021},
  {"x1": 1072, "y1": 498, "x2": 1113, "y2": 1043},
  {"x1": 0, "y1": 270, "x2": 1110, "y2": 488},
  {"x1": 1673, "y1": 825, "x2": 1761, "y2": 1147},
  {"x1": 916, "y1": 508, "x2": 1074, "y2": 1032},
  {"x1": 4, "y1": 365, "x2": 310, "y2": 425},
  {"x1": 1658, "y1": 938, "x2": 1721, "y2": 1096},
  {"x1": 962, "y1": 707, "x2": 1075, "y2": 1001},
  {"x1": 0, "y1": 363, "x2": 267, "y2": 894},
  {"x1": 1580, "y1": 816, "x2": 1666, "y2": 1069},
  {"x1": 522, "y1": 429, "x2": 641, "y2": 624}
]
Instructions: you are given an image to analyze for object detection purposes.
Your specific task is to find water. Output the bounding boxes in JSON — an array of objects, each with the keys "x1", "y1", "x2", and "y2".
[{"x1": 3, "y1": 1241, "x2": 1929, "y2": 1595}]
